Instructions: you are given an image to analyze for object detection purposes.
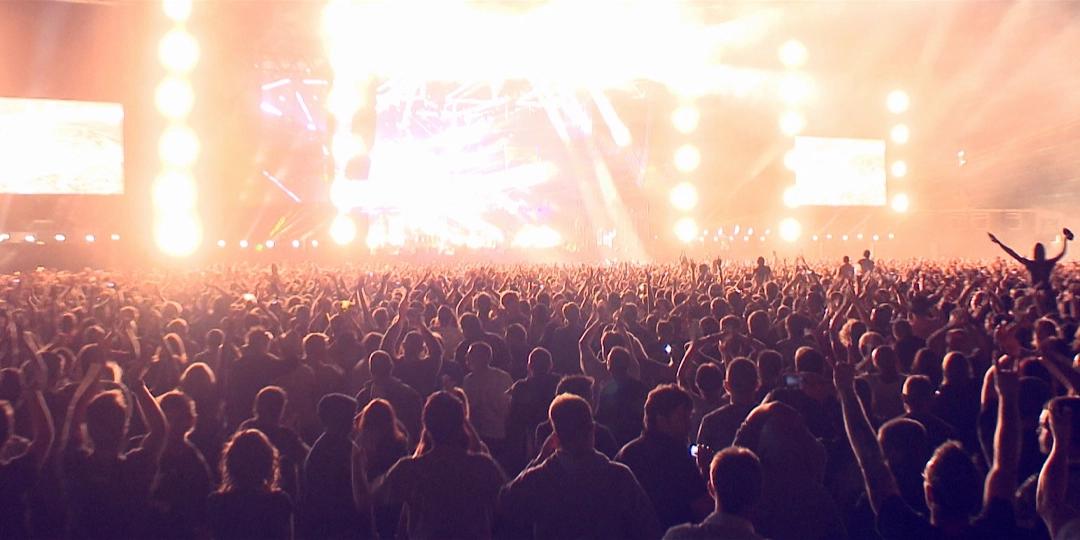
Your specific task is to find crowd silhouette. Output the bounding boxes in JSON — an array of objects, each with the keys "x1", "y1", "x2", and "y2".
[{"x1": 1, "y1": 235, "x2": 1080, "y2": 539}]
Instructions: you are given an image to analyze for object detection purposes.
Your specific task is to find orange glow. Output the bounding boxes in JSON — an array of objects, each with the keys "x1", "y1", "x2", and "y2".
[
  {"x1": 779, "y1": 111, "x2": 805, "y2": 136},
  {"x1": 778, "y1": 39, "x2": 808, "y2": 68},
  {"x1": 674, "y1": 217, "x2": 699, "y2": 243},
  {"x1": 159, "y1": 30, "x2": 199, "y2": 73},
  {"x1": 669, "y1": 182, "x2": 699, "y2": 211},
  {"x1": 674, "y1": 144, "x2": 701, "y2": 173},
  {"x1": 155, "y1": 78, "x2": 194, "y2": 119},
  {"x1": 159, "y1": 126, "x2": 199, "y2": 167}
]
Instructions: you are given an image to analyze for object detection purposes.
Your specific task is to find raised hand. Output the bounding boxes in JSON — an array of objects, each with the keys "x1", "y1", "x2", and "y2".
[
  {"x1": 833, "y1": 360, "x2": 855, "y2": 391},
  {"x1": 994, "y1": 354, "x2": 1020, "y2": 398}
]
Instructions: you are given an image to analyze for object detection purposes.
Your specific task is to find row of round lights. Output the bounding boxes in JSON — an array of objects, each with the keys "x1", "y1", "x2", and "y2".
[
  {"x1": 0, "y1": 234, "x2": 122, "y2": 243},
  {"x1": 216, "y1": 239, "x2": 319, "y2": 249},
  {"x1": 670, "y1": 96, "x2": 701, "y2": 243},
  {"x1": 155, "y1": 0, "x2": 202, "y2": 256},
  {"x1": 886, "y1": 90, "x2": 911, "y2": 214}
]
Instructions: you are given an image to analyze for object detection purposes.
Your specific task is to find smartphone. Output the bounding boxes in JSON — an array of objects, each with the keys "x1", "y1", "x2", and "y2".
[
  {"x1": 242, "y1": 293, "x2": 257, "y2": 303},
  {"x1": 689, "y1": 444, "x2": 698, "y2": 458},
  {"x1": 784, "y1": 374, "x2": 802, "y2": 388},
  {"x1": 664, "y1": 344, "x2": 673, "y2": 354}
]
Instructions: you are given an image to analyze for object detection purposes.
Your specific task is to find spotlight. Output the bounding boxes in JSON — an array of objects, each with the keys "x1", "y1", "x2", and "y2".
[
  {"x1": 330, "y1": 214, "x2": 357, "y2": 245},
  {"x1": 0, "y1": 234, "x2": 7, "y2": 243},
  {"x1": 674, "y1": 217, "x2": 698, "y2": 244},
  {"x1": 673, "y1": 145, "x2": 701, "y2": 173},
  {"x1": 153, "y1": 171, "x2": 197, "y2": 211},
  {"x1": 873, "y1": 234, "x2": 880, "y2": 242},
  {"x1": 159, "y1": 126, "x2": 200, "y2": 167},
  {"x1": 159, "y1": 30, "x2": 199, "y2": 73},
  {"x1": 779, "y1": 218, "x2": 802, "y2": 242},
  {"x1": 217, "y1": 240, "x2": 226, "y2": 248},
  {"x1": 778, "y1": 39, "x2": 808, "y2": 68},
  {"x1": 888, "y1": 233, "x2": 895, "y2": 240},
  {"x1": 842, "y1": 235, "x2": 849, "y2": 241},
  {"x1": 671, "y1": 106, "x2": 700, "y2": 134},
  {"x1": 54, "y1": 234, "x2": 66, "y2": 242},
  {"x1": 162, "y1": 0, "x2": 192, "y2": 22},
  {"x1": 783, "y1": 185, "x2": 801, "y2": 208},
  {"x1": 85, "y1": 234, "x2": 95, "y2": 243},
  {"x1": 891, "y1": 193, "x2": 911, "y2": 213},
  {"x1": 239, "y1": 240, "x2": 249, "y2": 249},
  {"x1": 886, "y1": 90, "x2": 909, "y2": 114},
  {"x1": 311, "y1": 240, "x2": 319, "y2": 248},
  {"x1": 890, "y1": 161, "x2": 907, "y2": 178},
  {"x1": 669, "y1": 182, "x2": 699, "y2": 211},
  {"x1": 155, "y1": 78, "x2": 195, "y2": 119},
  {"x1": 779, "y1": 111, "x2": 805, "y2": 136},
  {"x1": 154, "y1": 215, "x2": 201, "y2": 257},
  {"x1": 890, "y1": 124, "x2": 910, "y2": 144},
  {"x1": 778, "y1": 73, "x2": 813, "y2": 105},
  {"x1": 857, "y1": 233, "x2": 864, "y2": 240},
  {"x1": 811, "y1": 235, "x2": 819, "y2": 241},
  {"x1": 110, "y1": 234, "x2": 121, "y2": 241},
  {"x1": 291, "y1": 240, "x2": 301, "y2": 249},
  {"x1": 265, "y1": 240, "x2": 275, "y2": 249},
  {"x1": 24, "y1": 235, "x2": 35, "y2": 243}
]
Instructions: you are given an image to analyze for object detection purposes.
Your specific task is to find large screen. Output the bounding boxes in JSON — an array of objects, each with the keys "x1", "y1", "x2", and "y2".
[
  {"x1": 793, "y1": 136, "x2": 886, "y2": 206},
  {"x1": 0, "y1": 97, "x2": 124, "y2": 195}
]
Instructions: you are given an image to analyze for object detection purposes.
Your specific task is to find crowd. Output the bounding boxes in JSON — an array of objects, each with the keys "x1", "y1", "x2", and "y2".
[{"x1": 2, "y1": 232, "x2": 1080, "y2": 539}]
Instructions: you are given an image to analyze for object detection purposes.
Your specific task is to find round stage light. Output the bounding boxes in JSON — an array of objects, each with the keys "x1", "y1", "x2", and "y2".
[
  {"x1": 669, "y1": 182, "x2": 699, "y2": 211},
  {"x1": 85, "y1": 234, "x2": 95, "y2": 243},
  {"x1": 673, "y1": 145, "x2": 701, "y2": 173},
  {"x1": 891, "y1": 160, "x2": 907, "y2": 178},
  {"x1": 778, "y1": 73, "x2": 813, "y2": 105},
  {"x1": 24, "y1": 235, "x2": 35, "y2": 243},
  {"x1": 239, "y1": 240, "x2": 249, "y2": 249},
  {"x1": 159, "y1": 30, "x2": 199, "y2": 73},
  {"x1": 311, "y1": 240, "x2": 319, "y2": 248},
  {"x1": 886, "y1": 90, "x2": 909, "y2": 114},
  {"x1": 779, "y1": 218, "x2": 801, "y2": 243},
  {"x1": 891, "y1": 193, "x2": 911, "y2": 213},
  {"x1": 54, "y1": 234, "x2": 66, "y2": 243},
  {"x1": 155, "y1": 215, "x2": 201, "y2": 257},
  {"x1": 155, "y1": 78, "x2": 194, "y2": 119},
  {"x1": 265, "y1": 240, "x2": 275, "y2": 249},
  {"x1": 153, "y1": 171, "x2": 196, "y2": 211},
  {"x1": 110, "y1": 233, "x2": 121, "y2": 241},
  {"x1": 674, "y1": 217, "x2": 699, "y2": 244},
  {"x1": 291, "y1": 239, "x2": 301, "y2": 249},
  {"x1": 330, "y1": 214, "x2": 357, "y2": 245},
  {"x1": 671, "y1": 106, "x2": 700, "y2": 134},
  {"x1": 162, "y1": 0, "x2": 192, "y2": 22},
  {"x1": 782, "y1": 185, "x2": 801, "y2": 208},
  {"x1": 778, "y1": 39, "x2": 808, "y2": 68},
  {"x1": 217, "y1": 239, "x2": 226, "y2": 248},
  {"x1": 890, "y1": 124, "x2": 910, "y2": 144},
  {"x1": 159, "y1": 126, "x2": 199, "y2": 167},
  {"x1": 779, "y1": 111, "x2": 805, "y2": 136}
]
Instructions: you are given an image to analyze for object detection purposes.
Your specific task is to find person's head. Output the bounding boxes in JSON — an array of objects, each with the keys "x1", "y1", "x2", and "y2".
[
  {"x1": 605, "y1": 346, "x2": 633, "y2": 379},
  {"x1": 437, "y1": 305, "x2": 458, "y2": 328},
  {"x1": 942, "y1": 352, "x2": 972, "y2": 385},
  {"x1": 422, "y1": 391, "x2": 468, "y2": 449},
  {"x1": 562, "y1": 302, "x2": 581, "y2": 326},
  {"x1": 466, "y1": 341, "x2": 493, "y2": 372},
  {"x1": 527, "y1": 347, "x2": 552, "y2": 376},
  {"x1": 318, "y1": 393, "x2": 357, "y2": 434},
  {"x1": 863, "y1": 249, "x2": 871, "y2": 259},
  {"x1": 902, "y1": 375, "x2": 935, "y2": 413},
  {"x1": 205, "y1": 328, "x2": 225, "y2": 349},
  {"x1": 253, "y1": 386, "x2": 287, "y2": 424},
  {"x1": 245, "y1": 327, "x2": 272, "y2": 354},
  {"x1": 644, "y1": 384, "x2": 693, "y2": 441},
  {"x1": 747, "y1": 310, "x2": 770, "y2": 339},
  {"x1": 724, "y1": 358, "x2": 758, "y2": 402},
  {"x1": 459, "y1": 313, "x2": 482, "y2": 338},
  {"x1": 756, "y1": 349, "x2": 782, "y2": 386},
  {"x1": 556, "y1": 375, "x2": 595, "y2": 407},
  {"x1": 358, "y1": 398, "x2": 406, "y2": 446},
  {"x1": 220, "y1": 429, "x2": 279, "y2": 493},
  {"x1": 1038, "y1": 397, "x2": 1080, "y2": 456},
  {"x1": 872, "y1": 346, "x2": 899, "y2": 377},
  {"x1": 879, "y1": 418, "x2": 929, "y2": 471},
  {"x1": 912, "y1": 348, "x2": 944, "y2": 385},
  {"x1": 303, "y1": 332, "x2": 329, "y2": 360},
  {"x1": 709, "y1": 446, "x2": 762, "y2": 518},
  {"x1": 843, "y1": 255, "x2": 850, "y2": 264},
  {"x1": 1034, "y1": 242, "x2": 1046, "y2": 261},
  {"x1": 794, "y1": 346, "x2": 825, "y2": 375},
  {"x1": 892, "y1": 319, "x2": 913, "y2": 340},
  {"x1": 695, "y1": 363, "x2": 724, "y2": 399},
  {"x1": 85, "y1": 390, "x2": 128, "y2": 453},
  {"x1": 549, "y1": 393, "x2": 594, "y2": 453},
  {"x1": 369, "y1": 350, "x2": 393, "y2": 381},
  {"x1": 923, "y1": 442, "x2": 982, "y2": 523},
  {"x1": 179, "y1": 362, "x2": 216, "y2": 401},
  {"x1": 756, "y1": 256, "x2": 765, "y2": 267},
  {"x1": 402, "y1": 331, "x2": 424, "y2": 357},
  {"x1": 158, "y1": 390, "x2": 196, "y2": 439}
]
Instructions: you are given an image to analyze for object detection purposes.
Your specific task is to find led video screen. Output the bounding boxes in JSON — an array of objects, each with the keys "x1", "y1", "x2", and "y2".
[
  {"x1": 0, "y1": 97, "x2": 124, "y2": 195},
  {"x1": 793, "y1": 136, "x2": 886, "y2": 206}
]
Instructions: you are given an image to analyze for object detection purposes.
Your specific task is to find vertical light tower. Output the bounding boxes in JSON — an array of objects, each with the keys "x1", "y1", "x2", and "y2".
[
  {"x1": 155, "y1": 0, "x2": 202, "y2": 256},
  {"x1": 778, "y1": 39, "x2": 809, "y2": 237},
  {"x1": 887, "y1": 89, "x2": 910, "y2": 213}
]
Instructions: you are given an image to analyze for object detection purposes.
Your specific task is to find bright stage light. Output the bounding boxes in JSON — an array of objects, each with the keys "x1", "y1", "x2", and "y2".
[
  {"x1": 330, "y1": 214, "x2": 357, "y2": 245},
  {"x1": 291, "y1": 239, "x2": 301, "y2": 249},
  {"x1": 0, "y1": 234, "x2": 8, "y2": 243},
  {"x1": 153, "y1": 171, "x2": 196, "y2": 211},
  {"x1": 886, "y1": 90, "x2": 909, "y2": 114},
  {"x1": 674, "y1": 217, "x2": 699, "y2": 243},
  {"x1": 778, "y1": 73, "x2": 813, "y2": 105},
  {"x1": 24, "y1": 235, "x2": 35, "y2": 243},
  {"x1": 162, "y1": 0, "x2": 192, "y2": 22},
  {"x1": 217, "y1": 239, "x2": 226, "y2": 248},
  {"x1": 159, "y1": 126, "x2": 199, "y2": 167},
  {"x1": 155, "y1": 78, "x2": 194, "y2": 119},
  {"x1": 512, "y1": 225, "x2": 562, "y2": 249},
  {"x1": 779, "y1": 111, "x2": 805, "y2": 136},
  {"x1": 674, "y1": 145, "x2": 701, "y2": 173},
  {"x1": 779, "y1": 218, "x2": 801, "y2": 243},
  {"x1": 54, "y1": 234, "x2": 66, "y2": 242},
  {"x1": 669, "y1": 182, "x2": 699, "y2": 211},
  {"x1": 891, "y1": 193, "x2": 910, "y2": 213},
  {"x1": 239, "y1": 240, "x2": 249, "y2": 249},
  {"x1": 85, "y1": 234, "x2": 95, "y2": 243},
  {"x1": 671, "y1": 106, "x2": 700, "y2": 134},
  {"x1": 890, "y1": 160, "x2": 907, "y2": 178},
  {"x1": 778, "y1": 39, "x2": 808, "y2": 68},
  {"x1": 159, "y1": 30, "x2": 199, "y2": 73},
  {"x1": 783, "y1": 149, "x2": 800, "y2": 171},
  {"x1": 265, "y1": 240, "x2": 275, "y2": 249},
  {"x1": 311, "y1": 239, "x2": 319, "y2": 248},
  {"x1": 890, "y1": 124, "x2": 910, "y2": 144},
  {"x1": 110, "y1": 233, "x2": 120, "y2": 241},
  {"x1": 782, "y1": 185, "x2": 801, "y2": 208},
  {"x1": 155, "y1": 215, "x2": 201, "y2": 257}
]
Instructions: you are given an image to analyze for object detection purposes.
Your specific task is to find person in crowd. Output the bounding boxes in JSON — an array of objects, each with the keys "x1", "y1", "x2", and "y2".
[
  {"x1": 900, "y1": 374, "x2": 956, "y2": 450},
  {"x1": 0, "y1": 352, "x2": 53, "y2": 539},
  {"x1": 153, "y1": 390, "x2": 213, "y2": 539},
  {"x1": 505, "y1": 347, "x2": 561, "y2": 473},
  {"x1": 356, "y1": 350, "x2": 423, "y2": 446},
  {"x1": 532, "y1": 375, "x2": 621, "y2": 460},
  {"x1": 663, "y1": 447, "x2": 766, "y2": 540},
  {"x1": 696, "y1": 358, "x2": 759, "y2": 472},
  {"x1": 497, "y1": 394, "x2": 661, "y2": 540},
  {"x1": 462, "y1": 341, "x2": 514, "y2": 464},
  {"x1": 355, "y1": 398, "x2": 409, "y2": 539},
  {"x1": 208, "y1": 429, "x2": 294, "y2": 540},
  {"x1": 238, "y1": 386, "x2": 309, "y2": 500}
]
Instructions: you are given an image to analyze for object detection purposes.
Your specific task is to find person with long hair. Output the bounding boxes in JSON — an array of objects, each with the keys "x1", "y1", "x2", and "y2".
[
  {"x1": 207, "y1": 429, "x2": 293, "y2": 540},
  {"x1": 356, "y1": 398, "x2": 409, "y2": 539}
]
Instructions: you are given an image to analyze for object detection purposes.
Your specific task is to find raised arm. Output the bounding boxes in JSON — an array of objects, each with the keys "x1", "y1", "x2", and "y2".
[
  {"x1": 132, "y1": 376, "x2": 168, "y2": 460},
  {"x1": 1038, "y1": 398, "x2": 1076, "y2": 538},
  {"x1": 987, "y1": 232, "x2": 1028, "y2": 264},
  {"x1": 835, "y1": 361, "x2": 900, "y2": 513},
  {"x1": 21, "y1": 355, "x2": 55, "y2": 468},
  {"x1": 984, "y1": 355, "x2": 1020, "y2": 506},
  {"x1": 579, "y1": 315, "x2": 606, "y2": 381}
]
